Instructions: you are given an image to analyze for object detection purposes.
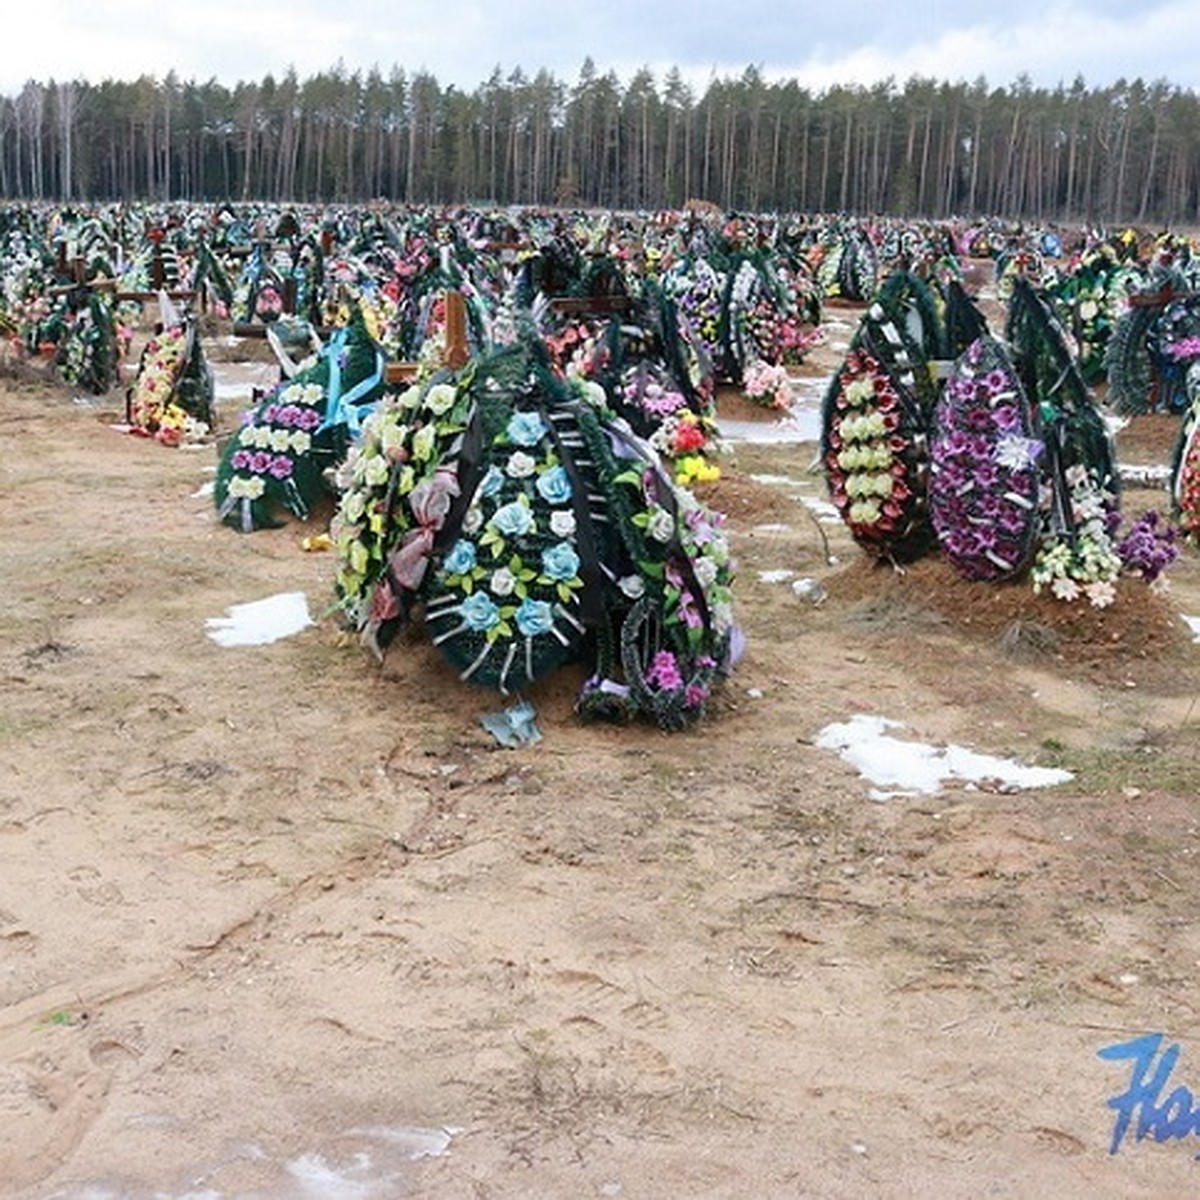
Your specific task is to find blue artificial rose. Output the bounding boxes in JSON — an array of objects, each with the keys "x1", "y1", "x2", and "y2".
[
  {"x1": 540, "y1": 541, "x2": 581, "y2": 582},
  {"x1": 460, "y1": 591, "x2": 500, "y2": 632},
  {"x1": 490, "y1": 500, "x2": 535, "y2": 538},
  {"x1": 515, "y1": 597, "x2": 554, "y2": 637},
  {"x1": 506, "y1": 410, "x2": 549, "y2": 447},
  {"x1": 536, "y1": 465, "x2": 572, "y2": 505},
  {"x1": 479, "y1": 465, "x2": 505, "y2": 498},
  {"x1": 443, "y1": 538, "x2": 477, "y2": 576}
]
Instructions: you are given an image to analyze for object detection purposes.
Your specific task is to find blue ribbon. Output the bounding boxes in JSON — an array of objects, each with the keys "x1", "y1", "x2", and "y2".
[{"x1": 319, "y1": 329, "x2": 385, "y2": 437}]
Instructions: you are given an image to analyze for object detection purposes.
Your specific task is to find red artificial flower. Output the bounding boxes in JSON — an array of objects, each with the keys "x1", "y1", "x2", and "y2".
[{"x1": 674, "y1": 424, "x2": 707, "y2": 454}]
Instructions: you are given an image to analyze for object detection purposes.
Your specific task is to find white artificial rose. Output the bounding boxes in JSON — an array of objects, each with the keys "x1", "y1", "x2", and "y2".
[
  {"x1": 647, "y1": 508, "x2": 674, "y2": 543},
  {"x1": 550, "y1": 510, "x2": 577, "y2": 537},
  {"x1": 490, "y1": 567, "x2": 517, "y2": 596},
  {"x1": 424, "y1": 383, "x2": 457, "y2": 415},
  {"x1": 507, "y1": 451, "x2": 537, "y2": 478}
]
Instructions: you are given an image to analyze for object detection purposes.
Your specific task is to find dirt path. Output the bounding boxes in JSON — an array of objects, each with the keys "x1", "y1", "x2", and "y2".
[{"x1": 2, "y1": 328, "x2": 1200, "y2": 1197}]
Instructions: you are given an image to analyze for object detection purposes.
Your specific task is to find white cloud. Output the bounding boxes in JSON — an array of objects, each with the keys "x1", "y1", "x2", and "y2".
[
  {"x1": 6, "y1": 0, "x2": 1198, "y2": 94},
  {"x1": 775, "y1": 1, "x2": 1200, "y2": 91}
]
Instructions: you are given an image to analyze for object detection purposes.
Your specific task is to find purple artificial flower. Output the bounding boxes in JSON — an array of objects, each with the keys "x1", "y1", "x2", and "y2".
[
  {"x1": 1117, "y1": 510, "x2": 1180, "y2": 581},
  {"x1": 991, "y1": 404, "x2": 1021, "y2": 433},
  {"x1": 933, "y1": 462, "x2": 969, "y2": 493},
  {"x1": 975, "y1": 493, "x2": 1003, "y2": 521},
  {"x1": 972, "y1": 461, "x2": 1000, "y2": 490},
  {"x1": 646, "y1": 650, "x2": 684, "y2": 691},
  {"x1": 996, "y1": 508, "x2": 1030, "y2": 536},
  {"x1": 992, "y1": 538, "x2": 1023, "y2": 567},
  {"x1": 943, "y1": 430, "x2": 973, "y2": 456}
]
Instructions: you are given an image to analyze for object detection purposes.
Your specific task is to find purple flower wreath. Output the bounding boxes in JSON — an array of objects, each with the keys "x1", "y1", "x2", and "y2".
[{"x1": 929, "y1": 337, "x2": 1043, "y2": 581}]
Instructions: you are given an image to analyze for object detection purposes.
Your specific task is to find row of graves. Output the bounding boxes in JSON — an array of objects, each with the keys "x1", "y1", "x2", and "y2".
[
  {"x1": 821, "y1": 272, "x2": 1182, "y2": 608},
  {"x1": 4, "y1": 202, "x2": 1198, "y2": 729}
]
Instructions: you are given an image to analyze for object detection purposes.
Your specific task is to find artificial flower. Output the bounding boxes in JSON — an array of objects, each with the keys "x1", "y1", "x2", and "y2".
[{"x1": 514, "y1": 597, "x2": 554, "y2": 637}]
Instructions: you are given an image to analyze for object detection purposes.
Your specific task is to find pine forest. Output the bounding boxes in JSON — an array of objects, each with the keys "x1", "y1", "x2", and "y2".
[{"x1": 2, "y1": 63, "x2": 1199, "y2": 223}]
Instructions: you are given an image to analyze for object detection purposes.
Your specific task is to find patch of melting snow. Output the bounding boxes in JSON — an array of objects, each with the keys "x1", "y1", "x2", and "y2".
[
  {"x1": 750, "y1": 472, "x2": 808, "y2": 488},
  {"x1": 747, "y1": 473, "x2": 841, "y2": 521},
  {"x1": 720, "y1": 411, "x2": 820, "y2": 444},
  {"x1": 718, "y1": 373, "x2": 828, "y2": 445},
  {"x1": 289, "y1": 1127, "x2": 455, "y2": 1198},
  {"x1": 792, "y1": 577, "x2": 827, "y2": 604},
  {"x1": 798, "y1": 495, "x2": 841, "y2": 522},
  {"x1": 205, "y1": 592, "x2": 314, "y2": 647},
  {"x1": 814, "y1": 713, "x2": 1074, "y2": 801},
  {"x1": 1183, "y1": 614, "x2": 1200, "y2": 642},
  {"x1": 345, "y1": 1125, "x2": 456, "y2": 1158},
  {"x1": 792, "y1": 372, "x2": 832, "y2": 397},
  {"x1": 1119, "y1": 463, "x2": 1171, "y2": 487},
  {"x1": 210, "y1": 360, "x2": 282, "y2": 404},
  {"x1": 53, "y1": 1186, "x2": 221, "y2": 1199},
  {"x1": 56, "y1": 1126, "x2": 454, "y2": 1199},
  {"x1": 758, "y1": 568, "x2": 796, "y2": 583},
  {"x1": 191, "y1": 480, "x2": 215, "y2": 499},
  {"x1": 288, "y1": 1151, "x2": 393, "y2": 1198}
]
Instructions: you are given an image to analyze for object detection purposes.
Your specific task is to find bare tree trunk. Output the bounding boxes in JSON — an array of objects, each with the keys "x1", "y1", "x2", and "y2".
[
  {"x1": 1138, "y1": 112, "x2": 1161, "y2": 221},
  {"x1": 59, "y1": 82, "x2": 75, "y2": 200}
]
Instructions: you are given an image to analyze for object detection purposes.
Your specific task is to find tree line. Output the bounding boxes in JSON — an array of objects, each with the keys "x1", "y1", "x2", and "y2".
[{"x1": 2, "y1": 62, "x2": 1198, "y2": 225}]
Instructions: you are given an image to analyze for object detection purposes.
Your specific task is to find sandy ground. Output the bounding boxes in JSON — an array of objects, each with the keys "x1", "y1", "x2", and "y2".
[{"x1": 3, "y1": 310, "x2": 1200, "y2": 1199}]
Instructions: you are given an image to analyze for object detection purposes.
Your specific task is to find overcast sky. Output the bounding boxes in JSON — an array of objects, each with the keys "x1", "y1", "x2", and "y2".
[{"x1": 7, "y1": 0, "x2": 1199, "y2": 96}]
